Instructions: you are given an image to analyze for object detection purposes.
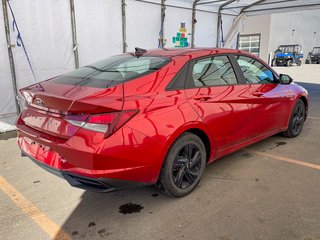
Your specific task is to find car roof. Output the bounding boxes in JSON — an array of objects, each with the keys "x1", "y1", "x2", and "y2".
[
  {"x1": 278, "y1": 44, "x2": 301, "y2": 47},
  {"x1": 128, "y1": 47, "x2": 249, "y2": 59}
]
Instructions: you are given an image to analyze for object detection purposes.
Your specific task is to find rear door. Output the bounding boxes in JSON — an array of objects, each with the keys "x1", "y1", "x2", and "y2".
[
  {"x1": 184, "y1": 55, "x2": 253, "y2": 152},
  {"x1": 232, "y1": 54, "x2": 292, "y2": 136}
]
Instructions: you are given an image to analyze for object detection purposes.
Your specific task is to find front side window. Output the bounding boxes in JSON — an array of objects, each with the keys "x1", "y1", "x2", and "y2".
[
  {"x1": 277, "y1": 45, "x2": 297, "y2": 53},
  {"x1": 191, "y1": 55, "x2": 238, "y2": 87},
  {"x1": 236, "y1": 55, "x2": 275, "y2": 84}
]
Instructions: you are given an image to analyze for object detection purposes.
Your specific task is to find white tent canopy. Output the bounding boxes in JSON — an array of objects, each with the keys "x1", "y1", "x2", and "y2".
[
  {"x1": 175, "y1": 0, "x2": 320, "y2": 15},
  {"x1": 1, "y1": 0, "x2": 320, "y2": 132}
]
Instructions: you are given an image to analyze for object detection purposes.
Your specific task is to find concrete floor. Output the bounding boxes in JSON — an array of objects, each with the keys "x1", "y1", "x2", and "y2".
[{"x1": 1, "y1": 64, "x2": 320, "y2": 240}]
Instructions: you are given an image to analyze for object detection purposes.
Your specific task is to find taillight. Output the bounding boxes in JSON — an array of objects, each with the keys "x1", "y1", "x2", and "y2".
[
  {"x1": 20, "y1": 90, "x2": 33, "y2": 104},
  {"x1": 65, "y1": 114, "x2": 88, "y2": 127},
  {"x1": 66, "y1": 110, "x2": 139, "y2": 138},
  {"x1": 19, "y1": 90, "x2": 33, "y2": 111}
]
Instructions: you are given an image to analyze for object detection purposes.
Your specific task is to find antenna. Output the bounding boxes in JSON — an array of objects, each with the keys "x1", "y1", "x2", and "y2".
[{"x1": 135, "y1": 47, "x2": 147, "y2": 58}]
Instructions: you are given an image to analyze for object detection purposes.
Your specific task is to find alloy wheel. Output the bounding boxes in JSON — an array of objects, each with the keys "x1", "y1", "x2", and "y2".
[
  {"x1": 172, "y1": 144, "x2": 202, "y2": 189},
  {"x1": 291, "y1": 103, "x2": 305, "y2": 135}
]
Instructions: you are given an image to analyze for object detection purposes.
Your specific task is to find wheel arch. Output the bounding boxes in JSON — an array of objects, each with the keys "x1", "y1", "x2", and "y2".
[
  {"x1": 165, "y1": 122, "x2": 216, "y2": 162},
  {"x1": 299, "y1": 95, "x2": 308, "y2": 119},
  {"x1": 185, "y1": 128, "x2": 211, "y2": 162},
  {"x1": 154, "y1": 122, "x2": 216, "y2": 182}
]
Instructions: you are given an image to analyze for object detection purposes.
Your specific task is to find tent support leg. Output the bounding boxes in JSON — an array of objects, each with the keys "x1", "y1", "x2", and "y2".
[
  {"x1": 2, "y1": 0, "x2": 20, "y2": 114},
  {"x1": 122, "y1": 0, "x2": 127, "y2": 53},
  {"x1": 159, "y1": 0, "x2": 166, "y2": 48},
  {"x1": 216, "y1": 0, "x2": 236, "y2": 47},
  {"x1": 191, "y1": 0, "x2": 200, "y2": 48},
  {"x1": 69, "y1": 0, "x2": 79, "y2": 68}
]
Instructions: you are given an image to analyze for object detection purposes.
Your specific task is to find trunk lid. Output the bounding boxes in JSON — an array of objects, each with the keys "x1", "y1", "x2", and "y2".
[
  {"x1": 21, "y1": 79, "x2": 124, "y2": 114},
  {"x1": 19, "y1": 78, "x2": 124, "y2": 139}
]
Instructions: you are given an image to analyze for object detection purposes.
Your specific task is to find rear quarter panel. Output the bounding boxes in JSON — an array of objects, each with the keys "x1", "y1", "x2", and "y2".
[{"x1": 121, "y1": 55, "x2": 215, "y2": 180}]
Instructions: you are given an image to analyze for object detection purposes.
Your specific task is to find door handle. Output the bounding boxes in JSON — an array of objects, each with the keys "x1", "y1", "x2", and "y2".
[
  {"x1": 252, "y1": 91, "x2": 263, "y2": 97},
  {"x1": 192, "y1": 95, "x2": 212, "y2": 101}
]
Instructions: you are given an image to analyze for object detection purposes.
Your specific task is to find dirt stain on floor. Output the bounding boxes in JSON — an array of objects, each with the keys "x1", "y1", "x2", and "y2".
[
  {"x1": 88, "y1": 222, "x2": 96, "y2": 227},
  {"x1": 241, "y1": 153, "x2": 253, "y2": 158},
  {"x1": 269, "y1": 141, "x2": 287, "y2": 150},
  {"x1": 97, "y1": 228, "x2": 112, "y2": 237},
  {"x1": 119, "y1": 202, "x2": 144, "y2": 214}
]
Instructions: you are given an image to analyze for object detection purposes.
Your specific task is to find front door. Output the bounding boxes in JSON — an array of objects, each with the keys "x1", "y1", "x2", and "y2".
[{"x1": 233, "y1": 55, "x2": 292, "y2": 136}]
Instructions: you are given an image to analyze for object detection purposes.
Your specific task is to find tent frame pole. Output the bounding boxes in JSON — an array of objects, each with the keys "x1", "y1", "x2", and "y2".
[
  {"x1": 244, "y1": 3, "x2": 320, "y2": 14},
  {"x1": 239, "y1": 0, "x2": 266, "y2": 14},
  {"x1": 159, "y1": 0, "x2": 166, "y2": 48},
  {"x1": 2, "y1": 0, "x2": 20, "y2": 114},
  {"x1": 70, "y1": 0, "x2": 79, "y2": 68},
  {"x1": 216, "y1": 0, "x2": 235, "y2": 47},
  {"x1": 197, "y1": 0, "x2": 228, "y2": 5},
  {"x1": 121, "y1": 0, "x2": 127, "y2": 53},
  {"x1": 191, "y1": 0, "x2": 200, "y2": 48}
]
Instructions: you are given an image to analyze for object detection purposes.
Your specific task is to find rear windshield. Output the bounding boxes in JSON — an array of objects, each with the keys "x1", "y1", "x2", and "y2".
[{"x1": 51, "y1": 55, "x2": 170, "y2": 88}]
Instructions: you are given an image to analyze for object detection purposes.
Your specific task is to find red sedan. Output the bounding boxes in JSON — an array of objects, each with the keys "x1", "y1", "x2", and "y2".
[{"x1": 16, "y1": 48, "x2": 308, "y2": 197}]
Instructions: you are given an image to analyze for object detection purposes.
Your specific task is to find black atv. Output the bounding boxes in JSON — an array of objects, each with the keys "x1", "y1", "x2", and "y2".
[{"x1": 305, "y1": 47, "x2": 320, "y2": 64}]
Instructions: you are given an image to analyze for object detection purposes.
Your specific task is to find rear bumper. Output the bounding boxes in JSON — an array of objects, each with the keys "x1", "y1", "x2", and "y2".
[
  {"x1": 23, "y1": 149, "x2": 148, "y2": 192},
  {"x1": 16, "y1": 113, "x2": 167, "y2": 186}
]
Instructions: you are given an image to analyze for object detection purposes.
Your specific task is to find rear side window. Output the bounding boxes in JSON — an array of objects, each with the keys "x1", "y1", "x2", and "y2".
[
  {"x1": 51, "y1": 55, "x2": 170, "y2": 88},
  {"x1": 190, "y1": 55, "x2": 238, "y2": 87},
  {"x1": 236, "y1": 55, "x2": 275, "y2": 84}
]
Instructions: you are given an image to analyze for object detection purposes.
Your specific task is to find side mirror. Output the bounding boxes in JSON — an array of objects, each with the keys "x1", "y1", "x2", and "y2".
[{"x1": 279, "y1": 74, "x2": 293, "y2": 85}]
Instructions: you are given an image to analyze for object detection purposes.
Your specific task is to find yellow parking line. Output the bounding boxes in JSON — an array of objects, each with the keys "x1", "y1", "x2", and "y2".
[
  {"x1": 308, "y1": 116, "x2": 320, "y2": 120},
  {"x1": 0, "y1": 176, "x2": 71, "y2": 240},
  {"x1": 246, "y1": 149, "x2": 320, "y2": 170}
]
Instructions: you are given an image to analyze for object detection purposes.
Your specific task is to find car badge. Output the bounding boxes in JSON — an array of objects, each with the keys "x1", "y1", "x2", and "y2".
[{"x1": 34, "y1": 98, "x2": 45, "y2": 106}]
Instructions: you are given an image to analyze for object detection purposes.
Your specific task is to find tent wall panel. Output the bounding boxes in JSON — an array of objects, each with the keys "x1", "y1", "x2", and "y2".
[
  {"x1": 164, "y1": 6, "x2": 192, "y2": 48},
  {"x1": 166, "y1": 0, "x2": 193, "y2": 8},
  {"x1": 75, "y1": 0, "x2": 122, "y2": 66},
  {"x1": 194, "y1": 11, "x2": 217, "y2": 47},
  {"x1": 220, "y1": 15, "x2": 236, "y2": 46},
  {"x1": 8, "y1": 0, "x2": 74, "y2": 89},
  {"x1": 126, "y1": 0, "x2": 161, "y2": 51}
]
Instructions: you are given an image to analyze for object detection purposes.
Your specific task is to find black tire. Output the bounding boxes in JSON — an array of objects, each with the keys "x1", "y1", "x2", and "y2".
[
  {"x1": 297, "y1": 60, "x2": 301, "y2": 66},
  {"x1": 305, "y1": 59, "x2": 310, "y2": 64},
  {"x1": 287, "y1": 60, "x2": 293, "y2": 67},
  {"x1": 156, "y1": 132, "x2": 206, "y2": 197},
  {"x1": 282, "y1": 99, "x2": 306, "y2": 138}
]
